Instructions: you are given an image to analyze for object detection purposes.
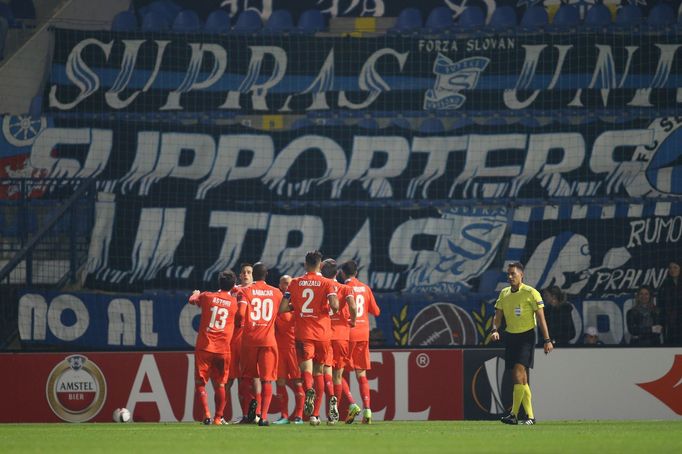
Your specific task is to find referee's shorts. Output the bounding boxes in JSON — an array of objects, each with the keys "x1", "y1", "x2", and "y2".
[{"x1": 503, "y1": 328, "x2": 535, "y2": 370}]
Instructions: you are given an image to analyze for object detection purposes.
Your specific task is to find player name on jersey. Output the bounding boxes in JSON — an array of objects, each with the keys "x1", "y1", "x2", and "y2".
[
  {"x1": 211, "y1": 297, "x2": 232, "y2": 307},
  {"x1": 250, "y1": 289, "x2": 274, "y2": 296},
  {"x1": 298, "y1": 280, "x2": 322, "y2": 287}
]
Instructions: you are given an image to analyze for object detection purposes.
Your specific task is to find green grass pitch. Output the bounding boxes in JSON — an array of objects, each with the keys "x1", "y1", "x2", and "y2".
[{"x1": 1, "y1": 421, "x2": 681, "y2": 453}]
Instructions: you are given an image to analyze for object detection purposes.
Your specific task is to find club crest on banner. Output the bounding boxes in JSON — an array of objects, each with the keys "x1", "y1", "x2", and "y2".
[
  {"x1": 403, "y1": 207, "x2": 507, "y2": 293},
  {"x1": 424, "y1": 54, "x2": 489, "y2": 110}
]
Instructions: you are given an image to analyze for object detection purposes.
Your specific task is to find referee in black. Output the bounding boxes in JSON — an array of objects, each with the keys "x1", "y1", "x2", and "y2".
[{"x1": 490, "y1": 261, "x2": 553, "y2": 425}]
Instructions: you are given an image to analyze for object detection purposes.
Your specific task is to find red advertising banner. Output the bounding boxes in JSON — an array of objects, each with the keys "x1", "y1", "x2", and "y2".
[{"x1": 0, "y1": 350, "x2": 463, "y2": 422}]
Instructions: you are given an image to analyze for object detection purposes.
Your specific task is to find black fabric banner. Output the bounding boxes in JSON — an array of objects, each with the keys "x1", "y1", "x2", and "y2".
[{"x1": 47, "y1": 28, "x2": 682, "y2": 115}]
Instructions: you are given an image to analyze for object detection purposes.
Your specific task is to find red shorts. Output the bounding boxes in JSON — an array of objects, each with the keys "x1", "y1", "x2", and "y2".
[
  {"x1": 229, "y1": 332, "x2": 242, "y2": 380},
  {"x1": 296, "y1": 339, "x2": 332, "y2": 366},
  {"x1": 331, "y1": 339, "x2": 350, "y2": 370},
  {"x1": 277, "y1": 338, "x2": 300, "y2": 380},
  {"x1": 195, "y1": 350, "x2": 231, "y2": 385},
  {"x1": 241, "y1": 345, "x2": 278, "y2": 382},
  {"x1": 349, "y1": 340, "x2": 371, "y2": 370}
]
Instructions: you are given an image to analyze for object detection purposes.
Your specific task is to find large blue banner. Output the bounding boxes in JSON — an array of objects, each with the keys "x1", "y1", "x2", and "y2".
[{"x1": 17, "y1": 286, "x2": 656, "y2": 349}]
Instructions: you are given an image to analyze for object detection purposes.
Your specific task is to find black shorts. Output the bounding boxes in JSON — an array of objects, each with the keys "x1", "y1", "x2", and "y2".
[{"x1": 504, "y1": 328, "x2": 536, "y2": 370}]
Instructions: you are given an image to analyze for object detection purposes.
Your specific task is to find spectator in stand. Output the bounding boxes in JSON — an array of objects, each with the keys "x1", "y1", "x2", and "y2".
[
  {"x1": 626, "y1": 285, "x2": 663, "y2": 346},
  {"x1": 583, "y1": 326, "x2": 603, "y2": 346},
  {"x1": 657, "y1": 261, "x2": 682, "y2": 345},
  {"x1": 542, "y1": 285, "x2": 576, "y2": 346}
]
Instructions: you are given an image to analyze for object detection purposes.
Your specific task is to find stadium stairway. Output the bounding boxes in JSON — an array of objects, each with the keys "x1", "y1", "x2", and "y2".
[{"x1": 0, "y1": 0, "x2": 129, "y2": 115}]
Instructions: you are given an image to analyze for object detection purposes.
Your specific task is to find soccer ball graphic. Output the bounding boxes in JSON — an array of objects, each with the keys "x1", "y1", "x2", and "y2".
[{"x1": 112, "y1": 407, "x2": 132, "y2": 423}]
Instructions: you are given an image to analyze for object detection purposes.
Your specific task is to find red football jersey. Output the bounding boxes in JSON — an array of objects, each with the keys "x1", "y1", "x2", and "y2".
[
  {"x1": 190, "y1": 290, "x2": 238, "y2": 353},
  {"x1": 346, "y1": 277, "x2": 380, "y2": 342},
  {"x1": 276, "y1": 311, "x2": 296, "y2": 345},
  {"x1": 288, "y1": 272, "x2": 338, "y2": 341},
  {"x1": 241, "y1": 280, "x2": 282, "y2": 347},
  {"x1": 330, "y1": 282, "x2": 353, "y2": 341}
]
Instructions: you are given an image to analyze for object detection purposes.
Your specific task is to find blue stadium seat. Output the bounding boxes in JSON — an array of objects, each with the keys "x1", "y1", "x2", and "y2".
[
  {"x1": 232, "y1": 10, "x2": 262, "y2": 33},
  {"x1": 204, "y1": 9, "x2": 231, "y2": 33},
  {"x1": 520, "y1": 5, "x2": 548, "y2": 29},
  {"x1": 647, "y1": 3, "x2": 675, "y2": 27},
  {"x1": 419, "y1": 117, "x2": 444, "y2": 133},
  {"x1": 0, "y1": 17, "x2": 7, "y2": 60},
  {"x1": 390, "y1": 117, "x2": 412, "y2": 129},
  {"x1": 457, "y1": 6, "x2": 485, "y2": 29},
  {"x1": 0, "y1": 3, "x2": 17, "y2": 28},
  {"x1": 584, "y1": 3, "x2": 612, "y2": 28},
  {"x1": 10, "y1": 0, "x2": 36, "y2": 20},
  {"x1": 291, "y1": 117, "x2": 314, "y2": 129},
  {"x1": 488, "y1": 6, "x2": 517, "y2": 29},
  {"x1": 142, "y1": 11, "x2": 170, "y2": 31},
  {"x1": 357, "y1": 118, "x2": 379, "y2": 129},
  {"x1": 142, "y1": 0, "x2": 178, "y2": 25},
  {"x1": 424, "y1": 6, "x2": 453, "y2": 31},
  {"x1": 112, "y1": 10, "x2": 138, "y2": 32},
  {"x1": 264, "y1": 9, "x2": 294, "y2": 32},
  {"x1": 391, "y1": 7, "x2": 422, "y2": 32},
  {"x1": 615, "y1": 4, "x2": 642, "y2": 26},
  {"x1": 172, "y1": 10, "x2": 201, "y2": 32},
  {"x1": 297, "y1": 9, "x2": 325, "y2": 33},
  {"x1": 552, "y1": 4, "x2": 580, "y2": 27}
]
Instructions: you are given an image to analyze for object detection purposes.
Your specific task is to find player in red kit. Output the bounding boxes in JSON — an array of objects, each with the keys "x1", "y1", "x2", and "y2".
[
  {"x1": 240, "y1": 262, "x2": 283, "y2": 426},
  {"x1": 279, "y1": 250, "x2": 339, "y2": 426},
  {"x1": 189, "y1": 270, "x2": 240, "y2": 425},
  {"x1": 272, "y1": 274, "x2": 306, "y2": 425},
  {"x1": 339, "y1": 260, "x2": 380, "y2": 424},
  {"x1": 229, "y1": 263, "x2": 254, "y2": 423},
  {"x1": 320, "y1": 259, "x2": 357, "y2": 425}
]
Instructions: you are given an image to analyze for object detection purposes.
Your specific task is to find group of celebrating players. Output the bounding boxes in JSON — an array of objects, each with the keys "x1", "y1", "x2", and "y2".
[{"x1": 189, "y1": 250, "x2": 380, "y2": 426}]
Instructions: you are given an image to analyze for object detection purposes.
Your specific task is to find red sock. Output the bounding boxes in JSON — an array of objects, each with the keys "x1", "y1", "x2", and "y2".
[
  {"x1": 342, "y1": 377, "x2": 355, "y2": 404},
  {"x1": 261, "y1": 382, "x2": 273, "y2": 420},
  {"x1": 334, "y1": 383, "x2": 343, "y2": 404},
  {"x1": 277, "y1": 383, "x2": 289, "y2": 419},
  {"x1": 293, "y1": 381, "x2": 305, "y2": 418},
  {"x1": 313, "y1": 374, "x2": 324, "y2": 417},
  {"x1": 302, "y1": 371, "x2": 313, "y2": 391},
  {"x1": 358, "y1": 375, "x2": 370, "y2": 409},
  {"x1": 196, "y1": 384, "x2": 210, "y2": 419},
  {"x1": 255, "y1": 391, "x2": 262, "y2": 416},
  {"x1": 214, "y1": 386, "x2": 226, "y2": 420},
  {"x1": 324, "y1": 374, "x2": 334, "y2": 400},
  {"x1": 239, "y1": 379, "x2": 252, "y2": 415}
]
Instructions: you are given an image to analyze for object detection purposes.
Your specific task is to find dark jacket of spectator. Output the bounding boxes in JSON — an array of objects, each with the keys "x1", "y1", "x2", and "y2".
[{"x1": 657, "y1": 261, "x2": 682, "y2": 345}]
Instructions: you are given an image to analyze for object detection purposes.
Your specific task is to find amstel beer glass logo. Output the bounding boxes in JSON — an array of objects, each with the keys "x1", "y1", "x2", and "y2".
[{"x1": 46, "y1": 355, "x2": 107, "y2": 422}]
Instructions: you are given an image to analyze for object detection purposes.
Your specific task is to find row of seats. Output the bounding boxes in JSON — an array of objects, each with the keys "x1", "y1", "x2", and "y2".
[
  {"x1": 113, "y1": 7, "x2": 324, "y2": 33},
  {"x1": 393, "y1": 3, "x2": 680, "y2": 32},
  {"x1": 116, "y1": 3, "x2": 681, "y2": 34},
  {"x1": 0, "y1": 0, "x2": 36, "y2": 29}
]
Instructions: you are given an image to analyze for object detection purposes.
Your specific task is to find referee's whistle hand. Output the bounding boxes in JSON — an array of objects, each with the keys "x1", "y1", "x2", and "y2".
[
  {"x1": 544, "y1": 342, "x2": 554, "y2": 354},
  {"x1": 490, "y1": 332, "x2": 500, "y2": 342}
]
